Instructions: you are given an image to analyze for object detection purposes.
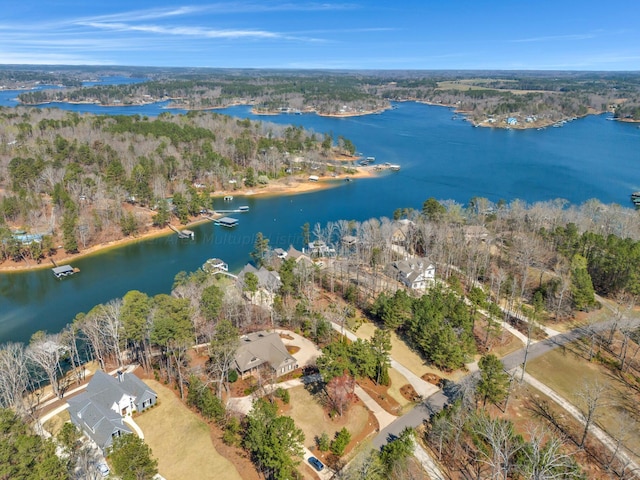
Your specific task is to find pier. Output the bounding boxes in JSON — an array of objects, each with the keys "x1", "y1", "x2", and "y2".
[
  {"x1": 213, "y1": 206, "x2": 249, "y2": 214},
  {"x1": 168, "y1": 224, "x2": 195, "y2": 239}
]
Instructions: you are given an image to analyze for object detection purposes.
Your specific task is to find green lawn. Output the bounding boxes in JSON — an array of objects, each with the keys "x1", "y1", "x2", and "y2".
[{"x1": 135, "y1": 379, "x2": 243, "y2": 480}]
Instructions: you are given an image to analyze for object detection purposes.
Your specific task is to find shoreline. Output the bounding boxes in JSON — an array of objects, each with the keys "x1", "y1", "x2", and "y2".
[
  {"x1": 0, "y1": 169, "x2": 377, "y2": 274},
  {"x1": 250, "y1": 105, "x2": 391, "y2": 118},
  {"x1": 410, "y1": 99, "x2": 606, "y2": 130},
  {"x1": 17, "y1": 95, "x2": 635, "y2": 129}
]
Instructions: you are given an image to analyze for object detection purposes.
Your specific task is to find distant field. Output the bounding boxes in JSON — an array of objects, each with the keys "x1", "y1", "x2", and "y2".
[
  {"x1": 437, "y1": 79, "x2": 550, "y2": 95},
  {"x1": 135, "y1": 379, "x2": 242, "y2": 480}
]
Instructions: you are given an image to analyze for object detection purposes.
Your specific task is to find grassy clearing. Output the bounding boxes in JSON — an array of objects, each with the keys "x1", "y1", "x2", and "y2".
[
  {"x1": 285, "y1": 385, "x2": 371, "y2": 451},
  {"x1": 386, "y1": 368, "x2": 413, "y2": 413},
  {"x1": 527, "y1": 344, "x2": 640, "y2": 462},
  {"x1": 135, "y1": 379, "x2": 242, "y2": 480},
  {"x1": 43, "y1": 409, "x2": 70, "y2": 437}
]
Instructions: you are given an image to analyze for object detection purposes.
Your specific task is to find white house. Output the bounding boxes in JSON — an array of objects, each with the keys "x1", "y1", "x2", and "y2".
[{"x1": 387, "y1": 258, "x2": 435, "y2": 290}]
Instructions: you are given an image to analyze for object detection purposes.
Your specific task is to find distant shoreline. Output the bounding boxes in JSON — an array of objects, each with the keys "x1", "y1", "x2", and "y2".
[{"x1": 16, "y1": 95, "x2": 635, "y2": 129}]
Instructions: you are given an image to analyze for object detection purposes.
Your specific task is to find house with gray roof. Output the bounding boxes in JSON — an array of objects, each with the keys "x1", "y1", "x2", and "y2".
[
  {"x1": 234, "y1": 331, "x2": 298, "y2": 378},
  {"x1": 67, "y1": 370, "x2": 156, "y2": 451},
  {"x1": 237, "y1": 264, "x2": 283, "y2": 308},
  {"x1": 387, "y1": 257, "x2": 435, "y2": 290}
]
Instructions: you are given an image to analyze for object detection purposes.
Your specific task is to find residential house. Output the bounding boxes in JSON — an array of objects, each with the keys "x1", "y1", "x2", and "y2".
[
  {"x1": 387, "y1": 258, "x2": 435, "y2": 290},
  {"x1": 234, "y1": 331, "x2": 298, "y2": 378},
  {"x1": 202, "y1": 257, "x2": 229, "y2": 273},
  {"x1": 390, "y1": 219, "x2": 415, "y2": 246},
  {"x1": 67, "y1": 370, "x2": 157, "y2": 451},
  {"x1": 286, "y1": 245, "x2": 313, "y2": 266},
  {"x1": 307, "y1": 240, "x2": 334, "y2": 257},
  {"x1": 237, "y1": 264, "x2": 283, "y2": 308}
]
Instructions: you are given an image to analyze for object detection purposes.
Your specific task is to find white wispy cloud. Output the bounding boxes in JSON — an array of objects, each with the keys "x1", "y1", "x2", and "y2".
[
  {"x1": 511, "y1": 33, "x2": 596, "y2": 43},
  {"x1": 80, "y1": 21, "x2": 290, "y2": 40},
  {"x1": 73, "y1": 6, "x2": 207, "y2": 24},
  {"x1": 75, "y1": 2, "x2": 358, "y2": 24}
]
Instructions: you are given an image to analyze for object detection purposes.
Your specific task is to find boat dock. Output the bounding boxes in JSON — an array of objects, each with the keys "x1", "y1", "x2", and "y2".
[
  {"x1": 168, "y1": 224, "x2": 195, "y2": 239},
  {"x1": 52, "y1": 264, "x2": 79, "y2": 278},
  {"x1": 215, "y1": 217, "x2": 239, "y2": 228},
  {"x1": 213, "y1": 206, "x2": 249, "y2": 214}
]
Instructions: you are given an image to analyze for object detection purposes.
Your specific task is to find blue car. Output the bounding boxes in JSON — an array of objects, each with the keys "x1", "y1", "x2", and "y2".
[{"x1": 308, "y1": 456, "x2": 324, "y2": 471}]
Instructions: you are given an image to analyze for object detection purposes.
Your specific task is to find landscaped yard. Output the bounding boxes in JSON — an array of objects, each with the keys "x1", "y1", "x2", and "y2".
[
  {"x1": 386, "y1": 368, "x2": 413, "y2": 413},
  {"x1": 285, "y1": 385, "x2": 373, "y2": 455},
  {"x1": 527, "y1": 344, "x2": 640, "y2": 463},
  {"x1": 135, "y1": 379, "x2": 243, "y2": 480}
]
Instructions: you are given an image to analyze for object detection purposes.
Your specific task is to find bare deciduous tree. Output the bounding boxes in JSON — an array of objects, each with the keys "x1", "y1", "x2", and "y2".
[{"x1": 0, "y1": 342, "x2": 30, "y2": 415}]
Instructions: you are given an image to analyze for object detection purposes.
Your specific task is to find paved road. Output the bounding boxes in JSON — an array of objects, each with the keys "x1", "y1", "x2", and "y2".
[{"x1": 372, "y1": 315, "x2": 640, "y2": 466}]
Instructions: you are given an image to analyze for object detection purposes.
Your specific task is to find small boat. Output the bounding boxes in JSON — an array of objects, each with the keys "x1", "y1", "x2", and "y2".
[
  {"x1": 366, "y1": 156, "x2": 375, "y2": 163},
  {"x1": 224, "y1": 195, "x2": 233, "y2": 201},
  {"x1": 345, "y1": 177, "x2": 352, "y2": 182},
  {"x1": 238, "y1": 206, "x2": 249, "y2": 212},
  {"x1": 389, "y1": 164, "x2": 401, "y2": 171}
]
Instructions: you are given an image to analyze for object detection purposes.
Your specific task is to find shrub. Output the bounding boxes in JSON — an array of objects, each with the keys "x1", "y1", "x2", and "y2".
[
  {"x1": 275, "y1": 387, "x2": 290, "y2": 404},
  {"x1": 317, "y1": 432, "x2": 330, "y2": 452},
  {"x1": 330, "y1": 427, "x2": 351, "y2": 456},
  {"x1": 227, "y1": 369, "x2": 238, "y2": 383}
]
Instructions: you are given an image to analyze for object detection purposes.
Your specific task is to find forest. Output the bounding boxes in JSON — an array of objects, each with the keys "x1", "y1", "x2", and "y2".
[{"x1": 0, "y1": 107, "x2": 350, "y2": 263}]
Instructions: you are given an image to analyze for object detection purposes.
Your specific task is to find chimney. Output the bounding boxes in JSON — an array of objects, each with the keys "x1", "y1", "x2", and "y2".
[{"x1": 117, "y1": 370, "x2": 124, "y2": 383}]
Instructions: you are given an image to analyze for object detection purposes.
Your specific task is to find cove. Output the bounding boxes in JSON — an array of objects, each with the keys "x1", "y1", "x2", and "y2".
[{"x1": 1, "y1": 100, "x2": 639, "y2": 345}]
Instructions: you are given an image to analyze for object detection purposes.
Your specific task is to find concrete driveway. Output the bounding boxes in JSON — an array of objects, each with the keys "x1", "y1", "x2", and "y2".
[{"x1": 276, "y1": 329, "x2": 322, "y2": 367}]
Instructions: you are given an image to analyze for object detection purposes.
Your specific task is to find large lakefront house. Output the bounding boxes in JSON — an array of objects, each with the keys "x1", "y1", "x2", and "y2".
[
  {"x1": 67, "y1": 370, "x2": 157, "y2": 451},
  {"x1": 387, "y1": 257, "x2": 436, "y2": 290}
]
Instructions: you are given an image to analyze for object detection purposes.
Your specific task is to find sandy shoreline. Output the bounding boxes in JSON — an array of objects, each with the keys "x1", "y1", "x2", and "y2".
[{"x1": 0, "y1": 169, "x2": 377, "y2": 273}]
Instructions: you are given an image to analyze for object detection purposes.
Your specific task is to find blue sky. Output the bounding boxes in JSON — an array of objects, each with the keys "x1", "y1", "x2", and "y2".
[{"x1": 2, "y1": 1, "x2": 639, "y2": 70}]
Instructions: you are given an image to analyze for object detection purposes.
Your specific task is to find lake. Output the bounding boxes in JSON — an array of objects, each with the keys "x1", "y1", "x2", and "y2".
[{"x1": 1, "y1": 86, "x2": 639, "y2": 344}]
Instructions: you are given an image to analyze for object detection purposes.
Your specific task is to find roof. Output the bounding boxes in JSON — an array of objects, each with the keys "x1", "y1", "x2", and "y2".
[
  {"x1": 234, "y1": 331, "x2": 297, "y2": 373},
  {"x1": 388, "y1": 258, "x2": 435, "y2": 287},
  {"x1": 68, "y1": 371, "x2": 155, "y2": 449},
  {"x1": 217, "y1": 216, "x2": 239, "y2": 225},
  {"x1": 238, "y1": 264, "x2": 282, "y2": 291},
  {"x1": 52, "y1": 265, "x2": 74, "y2": 275}
]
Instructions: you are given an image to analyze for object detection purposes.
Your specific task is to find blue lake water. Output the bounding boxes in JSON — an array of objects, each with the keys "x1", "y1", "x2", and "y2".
[{"x1": 1, "y1": 82, "x2": 639, "y2": 344}]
